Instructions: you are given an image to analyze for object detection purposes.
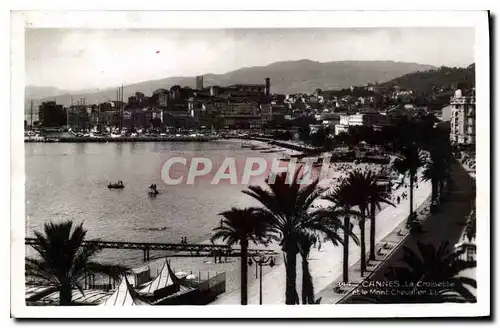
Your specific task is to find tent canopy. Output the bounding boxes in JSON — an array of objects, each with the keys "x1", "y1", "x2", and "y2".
[
  {"x1": 137, "y1": 259, "x2": 176, "y2": 294},
  {"x1": 100, "y1": 276, "x2": 149, "y2": 306}
]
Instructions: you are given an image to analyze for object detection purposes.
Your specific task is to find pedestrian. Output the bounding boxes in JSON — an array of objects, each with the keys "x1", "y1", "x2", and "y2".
[
  {"x1": 318, "y1": 240, "x2": 322, "y2": 251},
  {"x1": 397, "y1": 196, "x2": 400, "y2": 205}
]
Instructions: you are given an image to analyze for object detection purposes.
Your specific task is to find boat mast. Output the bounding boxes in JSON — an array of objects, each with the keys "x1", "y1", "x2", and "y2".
[
  {"x1": 121, "y1": 84, "x2": 124, "y2": 131},
  {"x1": 119, "y1": 84, "x2": 124, "y2": 132},
  {"x1": 116, "y1": 87, "x2": 119, "y2": 131},
  {"x1": 30, "y1": 99, "x2": 33, "y2": 128},
  {"x1": 68, "y1": 96, "x2": 72, "y2": 130}
]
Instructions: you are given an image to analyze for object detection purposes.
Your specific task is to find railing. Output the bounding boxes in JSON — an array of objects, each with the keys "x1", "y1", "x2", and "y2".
[
  {"x1": 455, "y1": 243, "x2": 476, "y2": 263},
  {"x1": 455, "y1": 206, "x2": 476, "y2": 263},
  {"x1": 25, "y1": 238, "x2": 277, "y2": 261}
]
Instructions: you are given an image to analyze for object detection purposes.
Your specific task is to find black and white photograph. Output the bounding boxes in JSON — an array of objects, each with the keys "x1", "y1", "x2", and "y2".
[{"x1": 9, "y1": 10, "x2": 490, "y2": 319}]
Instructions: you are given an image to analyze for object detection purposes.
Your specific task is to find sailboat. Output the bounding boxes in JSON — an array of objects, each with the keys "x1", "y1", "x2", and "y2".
[{"x1": 210, "y1": 124, "x2": 219, "y2": 139}]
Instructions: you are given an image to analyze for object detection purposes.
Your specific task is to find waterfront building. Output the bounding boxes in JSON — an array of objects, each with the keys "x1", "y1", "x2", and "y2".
[
  {"x1": 335, "y1": 124, "x2": 350, "y2": 136},
  {"x1": 320, "y1": 112, "x2": 341, "y2": 128},
  {"x1": 219, "y1": 98, "x2": 262, "y2": 129},
  {"x1": 67, "y1": 105, "x2": 91, "y2": 131},
  {"x1": 127, "y1": 95, "x2": 137, "y2": 106},
  {"x1": 260, "y1": 103, "x2": 273, "y2": 123},
  {"x1": 309, "y1": 124, "x2": 323, "y2": 134},
  {"x1": 153, "y1": 89, "x2": 169, "y2": 108},
  {"x1": 334, "y1": 111, "x2": 390, "y2": 135},
  {"x1": 440, "y1": 105, "x2": 453, "y2": 122},
  {"x1": 450, "y1": 88, "x2": 475, "y2": 147},
  {"x1": 381, "y1": 106, "x2": 411, "y2": 125},
  {"x1": 39, "y1": 101, "x2": 66, "y2": 127}
]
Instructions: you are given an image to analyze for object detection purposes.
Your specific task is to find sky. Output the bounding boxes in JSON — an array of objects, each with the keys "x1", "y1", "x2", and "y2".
[{"x1": 25, "y1": 28, "x2": 475, "y2": 91}]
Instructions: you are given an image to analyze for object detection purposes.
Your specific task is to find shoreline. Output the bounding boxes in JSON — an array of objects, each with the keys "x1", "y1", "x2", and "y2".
[
  {"x1": 24, "y1": 136, "x2": 218, "y2": 143},
  {"x1": 222, "y1": 138, "x2": 306, "y2": 158}
]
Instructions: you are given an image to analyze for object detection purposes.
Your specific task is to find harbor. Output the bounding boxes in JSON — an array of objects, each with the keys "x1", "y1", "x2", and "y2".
[{"x1": 24, "y1": 133, "x2": 219, "y2": 143}]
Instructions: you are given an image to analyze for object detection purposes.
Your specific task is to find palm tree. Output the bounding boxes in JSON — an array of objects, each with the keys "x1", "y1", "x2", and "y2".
[
  {"x1": 320, "y1": 182, "x2": 361, "y2": 283},
  {"x1": 25, "y1": 221, "x2": 128, "y2": 305},
  {"x1": 347, "y1": 241, "x2": 477, "y2": 304},
  {"x1": 243, "y1": 170, "x2": 345, "y2": 304},
  {"x1": 344, "y1": 170, "x2": 374, "y2": 276},
  {"x1": 422, "y1": 134, "x2": 452, "y2": 205},
  {"x1": 421, "y1": 158, "x2": 440, "y2": 206},
  {"x1": 435, "y1": 140, "x2": 453, "y2": 201},
  {"x1": 210, "y1": 207, "x2": 272, "y2": 305},
  {"x1": 297, "y1": 232, "x2": 317, "y2": 304},
  {"x1": 392, "y1": 143, "x2": 425, "y2": 227},
  {"x1": 368, "y1": 177, "x2": 395, "y2": 261},
  {"x1": 465, "y1": 214, "x2": 476, "y2": 242},
  {"x1": 384, "y1": 240, "x2": 477, "y2": 302}
]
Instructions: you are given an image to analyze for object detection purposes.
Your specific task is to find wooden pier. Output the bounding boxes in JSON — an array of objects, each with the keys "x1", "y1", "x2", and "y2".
[{"x1": 25, "y1": 238, "x2": 277, "y2": 261}]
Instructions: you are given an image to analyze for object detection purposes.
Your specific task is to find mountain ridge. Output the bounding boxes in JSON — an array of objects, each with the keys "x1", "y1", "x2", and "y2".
[
  {"x1": 25, "y1": 59, "x2": 436, "y2": 110},
  {"x1": 378, "y1": 63, "x2": 475, "y2": 93}
]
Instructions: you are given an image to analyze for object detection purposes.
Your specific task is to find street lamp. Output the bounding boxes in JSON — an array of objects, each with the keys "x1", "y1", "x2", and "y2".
[{"x1": 248, "y1": 255, "x2": 275, "y2": 305}]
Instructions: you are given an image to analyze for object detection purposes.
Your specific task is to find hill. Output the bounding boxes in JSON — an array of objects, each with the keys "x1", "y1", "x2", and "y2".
[
  {"x1": 25, "y1": 60, "x2": 435, "y2": 110},
  {"x1": 25, "y1": 86, "x2": 70, "y2": 100},
  {"x1": 378, "y1": 64, "x2": 475, "y2": 93}
]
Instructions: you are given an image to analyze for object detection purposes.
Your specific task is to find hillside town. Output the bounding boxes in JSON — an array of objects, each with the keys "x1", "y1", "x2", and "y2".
[{"x1": 25, "y1": 71, "x2": 475, "y2": 152}]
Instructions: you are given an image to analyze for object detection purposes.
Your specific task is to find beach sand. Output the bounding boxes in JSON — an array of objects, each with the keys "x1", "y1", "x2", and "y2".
[
  {"x1": 131, "y1": 140, "x2": 431, "y2": 305},
  {"x1": 226, "y1": 138, "x2": 305, "y2": 157},
  {"x1": 212, "y1": 169, "x2": 431, "y2": 304}
]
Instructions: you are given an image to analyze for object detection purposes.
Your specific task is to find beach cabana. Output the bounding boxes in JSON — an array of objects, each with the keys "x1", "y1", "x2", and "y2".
[
  {"x1": 136, "y1": 259, "x2": 180, "y2": 299},
  {"x1": 25, "y1": 285, "x2": 58, "y2": 302},
  {"x1": 100, "y1": 276, "x2": 149, "y2": 306},
  {"x1": 35, "y1": 288, "x2": 113, "y2": 305}
]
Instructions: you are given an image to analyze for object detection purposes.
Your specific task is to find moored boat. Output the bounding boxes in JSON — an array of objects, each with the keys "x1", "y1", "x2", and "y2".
[
  {"x1": 108, "y1": 181, "x2": 125, "y2": 189},
  {"x1": 148, "y1": 184, "x2": 159, "y2": 196}
]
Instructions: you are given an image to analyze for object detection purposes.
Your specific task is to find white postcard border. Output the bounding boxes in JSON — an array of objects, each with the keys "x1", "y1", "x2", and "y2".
[{"x1": 10, "y1": 10, "x2": 490, "y2": 318}]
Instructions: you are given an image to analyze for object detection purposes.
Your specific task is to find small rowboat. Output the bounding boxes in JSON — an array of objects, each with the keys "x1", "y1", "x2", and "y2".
[{"x1": 108, "y1": 182, "x2": 124, "y2": 189}]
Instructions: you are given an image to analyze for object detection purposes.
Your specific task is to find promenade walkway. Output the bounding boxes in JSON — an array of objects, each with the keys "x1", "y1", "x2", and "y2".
[
  {"x1": 213, "y1": 171, "x2": 432, "y2": 304},
  {"x1": 338, "y1": 161, "x2": 476, "y2": 303}
]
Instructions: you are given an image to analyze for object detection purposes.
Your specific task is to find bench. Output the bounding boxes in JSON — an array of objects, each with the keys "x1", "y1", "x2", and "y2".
[
  {"x1": 333, "y1": 286, "x2": 347, "y2": 294},
  {"x1": 383, "y1": 242, "x2": 393, "y2": 250}
]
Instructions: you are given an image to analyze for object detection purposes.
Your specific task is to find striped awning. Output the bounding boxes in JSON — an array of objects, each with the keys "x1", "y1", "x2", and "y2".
[
  {"x1": 100, "y1": 276, "x2": 149, "y2": 306},
  {"x1": 137, "y1": 259, "x2": 175, "y2": 294}
]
